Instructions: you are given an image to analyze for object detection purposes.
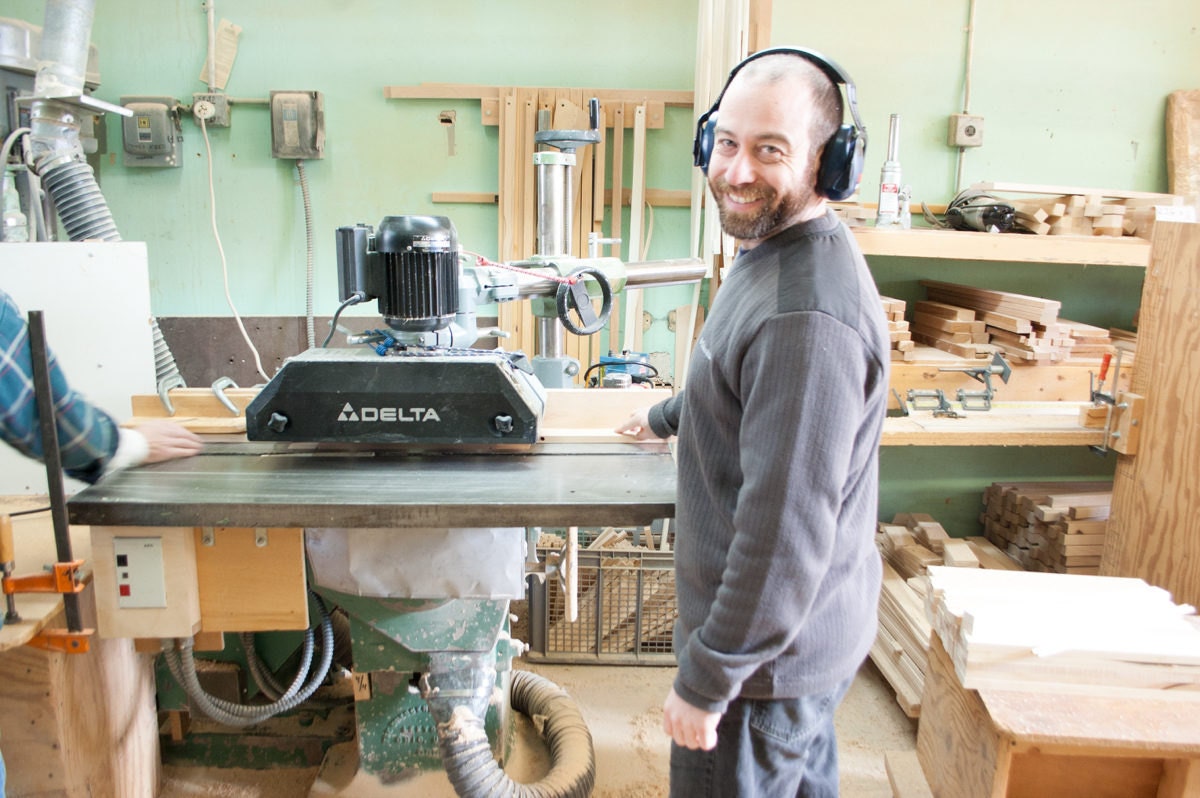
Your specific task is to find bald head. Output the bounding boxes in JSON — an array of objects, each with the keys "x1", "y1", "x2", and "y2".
[{"x1": 729, "y1": 53, "x2": 843, "y2": 161}]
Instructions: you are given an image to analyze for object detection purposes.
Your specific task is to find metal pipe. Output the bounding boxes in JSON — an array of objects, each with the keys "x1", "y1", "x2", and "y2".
[
  {"x1": 514, "y1": 257, "x2": 706, "y2": 299},
  {"x1": 27, "y1": 311, "x2": 82, "y2": 633},
  {"x1": 535, "y1": 152, "x2": 574, "y2": 257},
  {"x1": 33, "y1": 0, "x2": 93, "y2": 99}
]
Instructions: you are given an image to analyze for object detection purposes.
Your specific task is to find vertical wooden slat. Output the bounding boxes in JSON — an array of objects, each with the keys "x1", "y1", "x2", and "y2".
[
  {"x1": 607, "y1": 104, "x2": 627, "y2": 350},
  {"x1": 622, "y1": 104, "x2": 649, "y2": 352},
  {"x1": 593, "y1": 104, "x2": 607, "y2": 229}
]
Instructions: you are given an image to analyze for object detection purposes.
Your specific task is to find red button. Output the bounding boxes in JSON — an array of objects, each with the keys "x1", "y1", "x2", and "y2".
[{"x1": 119, "y1": 584, "x2": 131, "y2": 597}]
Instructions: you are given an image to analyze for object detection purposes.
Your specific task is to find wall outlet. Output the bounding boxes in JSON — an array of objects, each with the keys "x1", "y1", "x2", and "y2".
[
  {"x1": 948, "y1": 113, "x2": 985, "y2": 147},
  {"x1": 192, "y1": 92, "x2": 231, "y2": 127}
]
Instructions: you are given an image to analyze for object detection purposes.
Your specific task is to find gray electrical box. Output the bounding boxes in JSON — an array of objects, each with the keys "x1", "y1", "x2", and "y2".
[
  {"x1": 120, "y1": 95, "x2": 181, "y2": 167},
  {"x1": 269, "y1": 90, "x2": 324, "y2": 159}
]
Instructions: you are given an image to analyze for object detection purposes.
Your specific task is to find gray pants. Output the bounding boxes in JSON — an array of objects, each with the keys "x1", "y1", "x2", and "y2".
[{"x1": 669, "y1": 678, "x2": 852, "y2": 798}]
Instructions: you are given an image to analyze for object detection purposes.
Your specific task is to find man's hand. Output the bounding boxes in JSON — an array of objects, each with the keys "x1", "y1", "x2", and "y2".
[
  {"x1": 662, "y1": 687, "x2": 720, "y2": 751},
  {"x1": 615, "y1": 407, "x2": 663, "y2": 441},
  {"x1": 133, "y1": 419, "x2": 205, "y2": 464}
]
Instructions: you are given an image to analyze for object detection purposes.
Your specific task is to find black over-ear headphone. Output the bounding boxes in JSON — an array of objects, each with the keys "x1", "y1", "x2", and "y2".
[{"x1": 693, "y1": 46, "x2": 867, "y2": 201}]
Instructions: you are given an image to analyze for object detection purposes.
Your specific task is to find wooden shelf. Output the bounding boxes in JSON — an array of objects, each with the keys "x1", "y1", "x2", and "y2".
[
  {"x1": 852, "y1": 226, "x2": 1151, "y2": 267},
  {"x1": 882, "y1": 402, "x2": 1103, "y2": 447}
]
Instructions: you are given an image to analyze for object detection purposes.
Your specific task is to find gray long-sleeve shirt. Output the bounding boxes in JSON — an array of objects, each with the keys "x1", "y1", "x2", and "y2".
[{"x1": 649, "y1": 211, "x2": 887, "y2": 713}]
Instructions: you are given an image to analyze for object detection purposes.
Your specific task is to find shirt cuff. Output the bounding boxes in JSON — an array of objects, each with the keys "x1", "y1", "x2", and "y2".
[{"x1": 103, "y1": 427, "x2": 149, "y2": 477}]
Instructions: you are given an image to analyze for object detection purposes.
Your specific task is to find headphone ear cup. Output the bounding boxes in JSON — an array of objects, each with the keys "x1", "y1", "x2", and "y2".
[
  {"x1": 694, "y1": 111, "x2": 718, "y2": 175},
  {"x1": 816, "y1": 124, "x2": 863, "y2": 201}
]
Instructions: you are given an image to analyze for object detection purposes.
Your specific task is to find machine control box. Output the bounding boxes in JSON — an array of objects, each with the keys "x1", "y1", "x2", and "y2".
[
  {"x1": 113, "y1": 536, "x2": 168, "y2": 609},
  {"x1": 120, "y1": 95, "x2": 182, "y2": 167},
  {"x1": 269, "y1": 90, "x2": 324, "y2": 159}
]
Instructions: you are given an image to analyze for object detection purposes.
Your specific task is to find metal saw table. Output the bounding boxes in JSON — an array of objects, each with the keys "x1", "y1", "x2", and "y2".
[{"x1": 67, "y1": 441, "x2": 677, "y2": 529}]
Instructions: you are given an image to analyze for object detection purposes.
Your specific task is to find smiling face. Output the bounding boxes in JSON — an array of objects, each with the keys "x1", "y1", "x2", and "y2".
[{"x1": 707, "y1": 59, "x2": 834, "y2": 249}]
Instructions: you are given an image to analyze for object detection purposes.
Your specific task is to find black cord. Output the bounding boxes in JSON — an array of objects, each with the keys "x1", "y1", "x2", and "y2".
[
  {"x1": 583, "y1": 359, "x2": 660, "y2": 387},
  {"x1": 9, "y1": 506, "x2": 50, "y2": 517},
  {"x1": 321, "y1": 292, "x2": 366, "y2": 348}
]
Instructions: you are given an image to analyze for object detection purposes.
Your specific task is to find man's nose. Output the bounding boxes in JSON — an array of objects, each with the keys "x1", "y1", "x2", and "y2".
[{"x1": 721, "y1": 147, "x2": 756, "y2": 185}]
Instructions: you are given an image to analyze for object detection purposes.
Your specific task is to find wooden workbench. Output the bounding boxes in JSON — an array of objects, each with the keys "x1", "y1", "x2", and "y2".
[{"x1": 0, "y1": 497, "x2": 159, "y2": 798}]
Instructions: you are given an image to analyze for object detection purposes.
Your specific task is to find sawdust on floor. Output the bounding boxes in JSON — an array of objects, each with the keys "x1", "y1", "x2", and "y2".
[{"x1": 160, "y1": 659, "x2": 915, "y2": 797}]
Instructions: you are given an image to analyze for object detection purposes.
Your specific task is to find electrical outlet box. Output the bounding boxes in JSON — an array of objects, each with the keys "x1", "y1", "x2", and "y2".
[
  {"x1": 120, "y1": 95, "x2": 182, "y2": 167},
  {"x1": 269, "y1": 90, "x2": 324, "y2": 159},
  {"x1": 192, "y1": 92, "x2": 231, "y2": 127},
  {"x1": 113, "y1": 536, "x2": 168, "y2": 609},
  {"x1": 949, "y1": 113, "x2": 985, "y2": 148}
]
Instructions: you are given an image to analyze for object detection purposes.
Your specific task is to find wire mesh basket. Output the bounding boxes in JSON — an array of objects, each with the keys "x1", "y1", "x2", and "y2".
[{"x1": 526, "y1": 546, "x2": 677, "y2": 664}]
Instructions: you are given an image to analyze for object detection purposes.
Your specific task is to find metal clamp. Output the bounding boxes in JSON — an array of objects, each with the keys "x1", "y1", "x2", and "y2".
[{"x1": 212, "y1": 376, "x2": 241, "y2": 415}]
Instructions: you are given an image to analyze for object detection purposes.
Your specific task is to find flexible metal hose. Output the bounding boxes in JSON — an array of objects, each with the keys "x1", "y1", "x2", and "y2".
[
  {"x1": 38, "y1": 159, "x2": 118, "y2": 241},
  {"x1": 160, "y1": 595, "x2": 334, "y2": 727},
  {"x1": 297, "y1": 160, "x2": 315, "y2": 349},
  {"x1": 427, "y1": 666, "x2": 596, "y2": 798}
]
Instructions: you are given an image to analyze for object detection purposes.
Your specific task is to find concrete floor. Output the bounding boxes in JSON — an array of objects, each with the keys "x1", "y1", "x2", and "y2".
[{"x1": 160, "y1": 658, "x2": 918, "y2": 798}]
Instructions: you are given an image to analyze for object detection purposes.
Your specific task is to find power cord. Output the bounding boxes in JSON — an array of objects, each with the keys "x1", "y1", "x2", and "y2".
[{"x1": 199, "y1": 117, "x2": 270, "y2": 381}]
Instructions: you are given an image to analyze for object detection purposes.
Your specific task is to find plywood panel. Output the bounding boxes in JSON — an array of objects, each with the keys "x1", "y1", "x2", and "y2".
[
  {"x1": 0, "y1": 625, "x2": 159, "y2": 797},
  {"x1": 91, "y1": 526, "x2": 201, "y2": 639},
  {"x1": 194, "y1": 526, "x2": 309, "y2": 632},
  {"x1": 1103, "y1": 223, "x2": 1200, "y2": 608}
]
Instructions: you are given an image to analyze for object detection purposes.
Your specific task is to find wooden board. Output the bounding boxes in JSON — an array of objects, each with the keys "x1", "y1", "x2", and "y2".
[
  {"x1": 0, "y1": 628, "x2": 160, "y2": 797},
  {"x1": 1104, "y1": 223, "x2": 1200, "y2": 608},
  {"x1": 1166, "y1": 90, "x2": 1200, "y2": 197},
  {"x1": 194, "y1": 527, "x2": 309, "y2": 632}
]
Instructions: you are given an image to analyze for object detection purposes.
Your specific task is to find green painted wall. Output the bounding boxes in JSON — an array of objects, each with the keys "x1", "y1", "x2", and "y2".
[
  {"x1": 772, "y1": 1, "x2": 1200, "y2": 203},
  {"x1": 9, "y1": 1, "x2": 1198, "y2": 533},
  {"x1": 8, "y1": 0, "x2": 699, "y2": 318}
]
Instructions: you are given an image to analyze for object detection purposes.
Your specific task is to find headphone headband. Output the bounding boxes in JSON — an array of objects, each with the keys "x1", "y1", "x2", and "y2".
[{"x1": 693, "y1": 46, "x2": 867, "y2": 201}]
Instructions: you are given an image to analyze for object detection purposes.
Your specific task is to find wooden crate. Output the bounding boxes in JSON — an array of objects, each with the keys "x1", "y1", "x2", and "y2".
[{"x1": 916, "y1": 636, "x2": 1200, "y2": 798}]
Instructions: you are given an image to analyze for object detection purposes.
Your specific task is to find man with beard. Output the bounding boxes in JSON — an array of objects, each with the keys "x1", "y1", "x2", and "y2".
[{"x1": 615, "y1": 48, "x2": 888, "y2": 797}]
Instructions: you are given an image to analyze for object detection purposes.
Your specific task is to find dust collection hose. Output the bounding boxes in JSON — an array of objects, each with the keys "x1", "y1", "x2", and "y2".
[
  {"x1": 423, "y1": 652, "x2": 596, "y2": 798},
  {"x1": 28, "y1": 0, "x2": 187, "y2": 407}
]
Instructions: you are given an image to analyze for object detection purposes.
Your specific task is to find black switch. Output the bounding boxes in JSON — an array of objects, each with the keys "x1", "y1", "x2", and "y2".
[{"x1": 117, "y1": 554, "x2": 128, "y2": 567}]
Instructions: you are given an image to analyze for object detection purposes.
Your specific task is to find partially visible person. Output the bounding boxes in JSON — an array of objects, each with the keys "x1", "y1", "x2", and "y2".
[
  {"x1": 616, "y1": 47, "x2": 888, "y2": 797},
  {"x1": 0, "y1": 287, "x2": 203, "y2": 484},
  {"x1": 1, "y1": 286, "x2": 203, "y2": 795}
]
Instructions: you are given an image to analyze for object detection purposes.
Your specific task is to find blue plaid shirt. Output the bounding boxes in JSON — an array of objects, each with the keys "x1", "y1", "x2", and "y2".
[{"x1": 0, "y1": 288, "x2": 119, "y2": 483}]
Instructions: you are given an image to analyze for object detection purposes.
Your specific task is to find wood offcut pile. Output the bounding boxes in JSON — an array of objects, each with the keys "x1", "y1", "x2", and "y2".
[
  {"x1": 545, "y1": 528, "x2": 676, "y2": 655},
  {"x1": 981, "y1": 480, "x2": 1112, "y2": 574},
  {"x1": 918, "y1": 279, "x2": 1113, "y2": 363},
  {"x1": 871, "y1": 513, "x2": 1022, "y2": 717},
  {"x1": 969, "y1": 181, "x2": 1194, "y2": 238},
  {"x1": 925, "y1": 566, "x2": 1200, "y2": 692},
  {"x1": 881, "y1": 296, "x2": 916, "y2": 361}
]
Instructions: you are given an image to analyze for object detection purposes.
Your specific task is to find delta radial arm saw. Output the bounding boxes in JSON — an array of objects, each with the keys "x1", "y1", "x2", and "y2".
[{"x1": 66, "y1": 102, "x2": 703, "y2": 794}]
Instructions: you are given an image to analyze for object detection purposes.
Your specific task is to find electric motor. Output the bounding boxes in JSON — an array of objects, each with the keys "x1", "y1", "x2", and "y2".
[{"x1": 371, "y1": 215, "x2": 460, "y2": 333}]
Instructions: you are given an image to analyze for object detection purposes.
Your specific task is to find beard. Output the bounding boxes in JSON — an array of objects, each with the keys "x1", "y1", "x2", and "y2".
[{"x1": 711, "y1": 177, "x2": 816, "y2": 242}]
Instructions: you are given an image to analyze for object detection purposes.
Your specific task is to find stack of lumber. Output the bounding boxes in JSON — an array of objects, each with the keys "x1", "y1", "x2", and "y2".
[
  {"x1": 881, "y1": 296, "x2": 916, "y2": 361},
  {"x1": 970, "y1": 181, "x2": 1192, "y2": 239},
  {"x1": 980, "y1": 481, "x2": 1113, "y2": 574},
  {"x1": 908, "y1": 300, "x2": 992, "y2": 359},
  {"x1": 872, "y1": 513, "x2": 1022, "y2": 717},
  {"x1": 924, "y1": 566, "x2": 1200, "y2": 692},
  {"x1": 920, "y1": 279, "x2": 1104, "y2": 363}
]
